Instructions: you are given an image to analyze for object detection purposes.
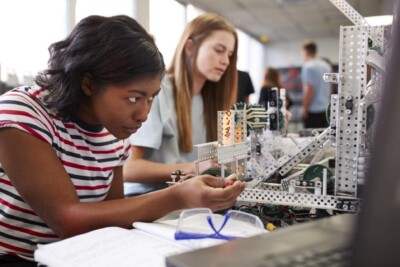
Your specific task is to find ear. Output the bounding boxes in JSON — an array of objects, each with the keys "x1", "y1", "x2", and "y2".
[
  {"x1": 81, "y1": 73, "x2": 94, "y2": 96},
  {"x1": 184, "y1": 39, "x2": 194, "y2": 56}
]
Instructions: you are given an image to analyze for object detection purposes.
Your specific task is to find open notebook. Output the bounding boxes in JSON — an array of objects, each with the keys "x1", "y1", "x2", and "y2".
[
  {"x1": 34, "y1": 227, "x2": 188, "y2": 267},
  {"x1": 34, "y1": 211, "x2": 267, "y2": 267}
]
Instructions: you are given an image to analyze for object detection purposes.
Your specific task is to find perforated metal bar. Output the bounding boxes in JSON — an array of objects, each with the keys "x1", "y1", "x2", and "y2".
[
  {"x1": 330, "y1": 0, "x2": 370, "y2": 27},
  {"x1": 329, "y1": 0, "x2": 386, "y2": 48},
  {"x1": 329, "y1": 95, "x2": 339, "y2": 145},
  {"x1": 334, "y1": 26, "x2": 369, "y2": 196},
  {"x1": 238, "y1": 188, "x2": 361, "y2": 212},
  {"x1": 217, "y1": 142, "x2": 248, "y2": 164},
  {"x1": 195, "y1": 142, "x2": 218, "y2": 161},
  {"x1": 279, "y1": 129, "x2": 329, "y2": 176}
]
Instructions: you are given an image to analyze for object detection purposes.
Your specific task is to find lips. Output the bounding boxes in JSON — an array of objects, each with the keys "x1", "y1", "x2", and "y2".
[
  {"x1": 124, "y1": 123, "x2": 142, "y2": 134},
  {"x1": 215, "y1": 68, "x2": 225, "y2": 74},
  {"x1": 126, "y1": 128, "x2": 138, "y2": 134}
]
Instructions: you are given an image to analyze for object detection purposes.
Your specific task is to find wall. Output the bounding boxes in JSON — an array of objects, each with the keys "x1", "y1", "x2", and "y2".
[
  {"x1": 250, "y1": 36, "x2": 339, "y2": 102},
  {"x1": 263, "y1": 37, "x2": 340, "y2": 68},
  {"x1": 252, "y1": 37, "x2": 340, "y2": 130}
]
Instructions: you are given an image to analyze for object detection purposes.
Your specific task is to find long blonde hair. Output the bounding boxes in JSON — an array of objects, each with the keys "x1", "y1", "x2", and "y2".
[{"x1": 168, "y1": 13, "x2": 238, "y2": 152}]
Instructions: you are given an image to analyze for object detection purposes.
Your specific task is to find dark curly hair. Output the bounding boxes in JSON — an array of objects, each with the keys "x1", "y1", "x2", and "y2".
[{"x1": 35, "y1": 15, "x2": 165, "y2": 119}]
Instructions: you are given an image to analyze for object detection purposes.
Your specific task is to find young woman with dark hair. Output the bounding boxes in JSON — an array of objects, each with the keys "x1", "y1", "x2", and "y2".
[{"x1": 0, "y1": 15, "x2": 245, "y2": 265}]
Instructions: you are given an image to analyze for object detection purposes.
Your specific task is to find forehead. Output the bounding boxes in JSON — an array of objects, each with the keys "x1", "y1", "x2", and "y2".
[
  {"x1": 127, "y1": 74, "x2": 162, "y2": 87},
  {"x1": 106, "y1": 75, "x2": 162, "y2": 95},
  {"x1": 202, "y1": 30, "x2": 236, "y2": 51}
]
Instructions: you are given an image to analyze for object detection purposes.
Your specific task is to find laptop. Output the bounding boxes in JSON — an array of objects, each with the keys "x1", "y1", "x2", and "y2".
[
  {"x1": 166, "y1": 3, "x2": 400, "y2": 267},
  {"x1": 166, "y1": 214, "x2": 355, "y2": 267}
]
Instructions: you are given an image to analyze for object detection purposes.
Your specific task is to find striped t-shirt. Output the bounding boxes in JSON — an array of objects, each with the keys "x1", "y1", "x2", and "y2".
[{"x1": 0, "y1": 86, "x2": 131, "y2": 260}]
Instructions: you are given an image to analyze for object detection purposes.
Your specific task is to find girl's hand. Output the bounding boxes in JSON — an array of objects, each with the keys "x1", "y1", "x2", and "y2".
[{"x1": 175, "y1": 174, "x2": 246, "y2": 211}]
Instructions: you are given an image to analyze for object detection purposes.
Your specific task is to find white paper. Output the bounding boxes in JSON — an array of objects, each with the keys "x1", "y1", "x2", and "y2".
[
  {"x1": 34, "y1": 227, "x2": 189, "y2": 267},
  {"x1": 35, "y1": 213, "x2": 268, "y2": 266}
]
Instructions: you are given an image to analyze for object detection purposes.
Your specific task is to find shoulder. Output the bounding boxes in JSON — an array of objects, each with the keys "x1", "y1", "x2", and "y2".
[
  {"x1": 0, "y1": 86, "x2": 51, "y2": 115},
  {"x1": 238, "y1": 70, "x2": 248, "y2": 77},
  {"x1": 259, "y1": 86, "x2": 271, "y2": 96},
  {"x1": 303, "y1": 60, "x2": 314, "y2": 69},
  {"x1": 260, "y1": 86, "x2": 272, "y2": 92},
  {"x1": 159, "y1": 76, "x2": 173, "y2": 97},
  {"x1": 0, "y1": 86, "x2": 55, "y2": 144},
  {"x1": 318, "y1": 59, "x2": 332, "y2": 71},
  {"x1": 1, "y1": 86, "x2": 38, "y2": 100},
  {"x1": 238, "y1": 71, "x2": 251, "y2": 81},
  {"x1": 303, "y1": 60, "x2": 321, "y2": 74},
  {"x1": 156, "y1": 75, "x2": 175, "y2": 108},
  {"x1": 161, "y1": 75, "x2": 173, "y2": 90}
]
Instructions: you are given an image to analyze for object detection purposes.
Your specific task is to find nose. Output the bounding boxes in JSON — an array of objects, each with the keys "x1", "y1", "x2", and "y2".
[
  {"x1": 134, "y1": 101, "x2": 150, "y2": 123},
  {"x1": 221, "y1": 52, "x2": 230, "y2": 66}
]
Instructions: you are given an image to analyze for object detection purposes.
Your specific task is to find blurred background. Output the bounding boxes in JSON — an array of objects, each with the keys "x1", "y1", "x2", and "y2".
[{"x1": 0, "y1": 0, "x2": 393, "y2": 131}]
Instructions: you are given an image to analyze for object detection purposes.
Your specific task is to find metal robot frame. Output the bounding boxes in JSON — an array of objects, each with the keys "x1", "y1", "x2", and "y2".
[{"x1": 171, "y1": 0, "x2": 389, "y2": 213}]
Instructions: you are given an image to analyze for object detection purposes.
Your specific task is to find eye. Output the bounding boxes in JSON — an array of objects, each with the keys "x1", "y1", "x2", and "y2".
[
  {"x1": 129, "y1": 96, "x2": 140, "y2": 103},
  {"x1": 149, "y1": 92, "x2": 160, "y2": 101},
  {"x1": 129, "y1": 95, "x2": 156, "y2": 103}
]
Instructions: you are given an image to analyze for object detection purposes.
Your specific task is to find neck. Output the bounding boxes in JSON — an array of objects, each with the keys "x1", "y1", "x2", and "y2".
[
  {"x1": 77, "y1": 98, "x2": 98, "y2": 125},
  {"x1": 192, "y1": 72, "x2": 206, "y2": 96},
  {"x1": 306, "y1": 55, "x2": 316, "y2": 61}
]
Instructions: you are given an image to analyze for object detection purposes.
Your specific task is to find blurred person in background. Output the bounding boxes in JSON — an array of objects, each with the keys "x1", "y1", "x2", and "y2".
[
  {"x1": 237, "y1": 69, "x2": 254, "y2": 104},
  {"x1": 301, "y1": 40, "x2": 331, "y2": 128}
]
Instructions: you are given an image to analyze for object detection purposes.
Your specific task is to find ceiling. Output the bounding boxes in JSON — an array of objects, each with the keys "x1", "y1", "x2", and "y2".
[{"x1": 176, "y1": 0, "x2": 392, "y2": 44}]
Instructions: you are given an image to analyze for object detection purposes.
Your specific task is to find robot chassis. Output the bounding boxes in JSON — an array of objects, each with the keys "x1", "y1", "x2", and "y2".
[{"x1": 171, "y1": 0, "x2": 389, "y2": 213}]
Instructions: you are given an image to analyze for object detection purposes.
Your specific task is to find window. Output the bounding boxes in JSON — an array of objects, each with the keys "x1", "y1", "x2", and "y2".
[
  {"x1": 186, "y1": 4, "x2": 204, "y2": 22},
  {"x1": 0, "y1": 0, "x2": 67, "y2": 85},
  {"x1": 149, "y1": 0, "x2": 185, "y2": 66},
  {"x1": 237, "y1": 30, "x2": 264, "y2": 104},
  {"x1": 75, "y1": 0, "x2": 134, "y2": 23}
]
